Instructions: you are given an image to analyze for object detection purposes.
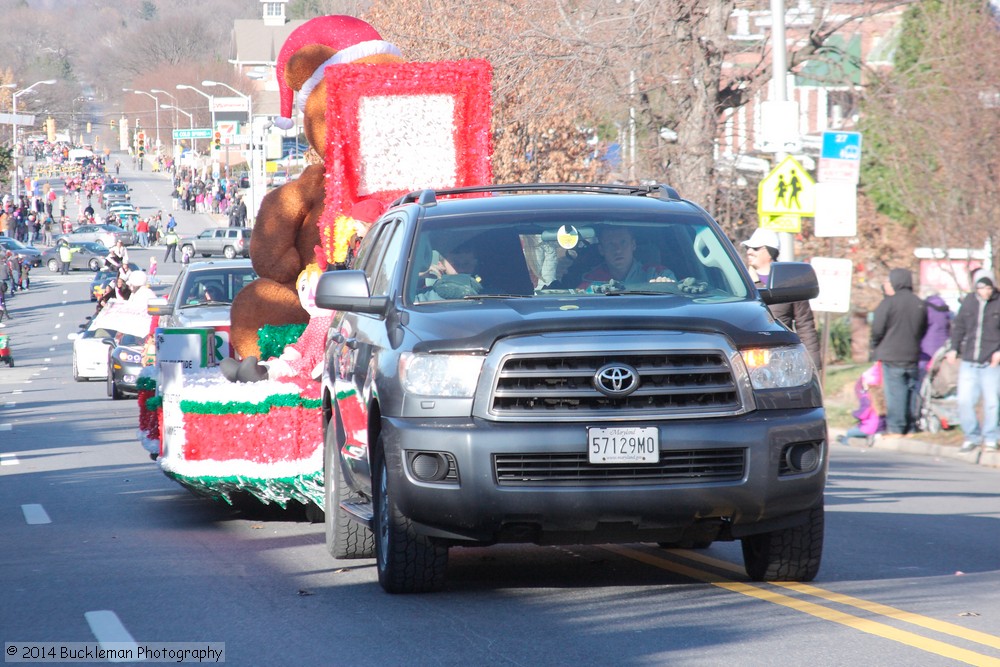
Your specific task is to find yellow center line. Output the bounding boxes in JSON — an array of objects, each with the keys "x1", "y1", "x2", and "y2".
[
  {"x1": 671, "y1": 549, "x2": 1000, "y2": 652},
  {"x1": 601, "y1": 545, "x2": 1000, "y2": 667}
]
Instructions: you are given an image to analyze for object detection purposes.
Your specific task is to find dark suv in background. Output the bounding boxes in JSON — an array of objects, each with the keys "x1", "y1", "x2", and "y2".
[
  {"x1": 102, "y1": 181, "x2": 131, "y2": 208},
  {"x1": 316, "y1": 184, "x2": 826, "y2": 593},
  {"x1": 179, "y1": 227, "x2": 251, "y2": 259}
]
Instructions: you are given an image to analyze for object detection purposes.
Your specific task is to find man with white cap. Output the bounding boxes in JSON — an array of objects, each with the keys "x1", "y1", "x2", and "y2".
[
  {"x1": 741, "y1": 228, "x2": 822, "y2": 369},
  {"x1": 947, "y1": 274, "x2": 1000, "y2": 452}
]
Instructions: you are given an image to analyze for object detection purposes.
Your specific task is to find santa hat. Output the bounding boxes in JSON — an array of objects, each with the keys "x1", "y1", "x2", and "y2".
[
  {"x1": 350, "y1": 199, "x2": 385, "y2": 224},
  {"x1": 273, "y1": 15, "x2": 401, "y2": 130}
]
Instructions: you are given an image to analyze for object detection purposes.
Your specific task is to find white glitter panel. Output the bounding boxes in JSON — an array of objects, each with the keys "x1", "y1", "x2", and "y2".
[{"x1": 357, "y1": 94, "x2": 457, "y2": 194}]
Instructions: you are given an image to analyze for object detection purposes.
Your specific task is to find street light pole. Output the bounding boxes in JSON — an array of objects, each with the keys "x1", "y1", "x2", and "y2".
[
  {"x1": 124, "y1": 88, "x2": 160, "y2": 152},
  {"x1": 161, "y1": 104, "x2": 194, "y2": 152},
  {"x1": 12, "y1": 79, "x2": 56, "y2": 203},
  {"x1": 151, "y1": 88, "x2": 178, "y2": 146},
  {"x1": 202, "y1": 80, "x2": 256, "y2": 225},
  {"x1": 176, "y1": 84, "x2": 216, "y2": 135}
]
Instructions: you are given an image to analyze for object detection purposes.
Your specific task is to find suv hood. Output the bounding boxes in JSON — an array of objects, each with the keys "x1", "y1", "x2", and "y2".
[{"x1": 401, "y1": 297, "x2": 794, "y2": 354}]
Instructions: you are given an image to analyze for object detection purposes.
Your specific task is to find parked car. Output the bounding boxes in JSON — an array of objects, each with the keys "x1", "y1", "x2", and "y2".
[
  {"x1": 107, "y1": 331, "x2": 146, "y2": 399},
  {"x1": 179, "y1": 227, "x2": 251, "y2": 259},
  {"x1": 146, "y1": 259, "x2": 258, "y2": 359},
  {"x1": 55, "y1": 224, "x2": 134, "y2": 248},
  {"x1": 70, "y1": 323, "x2": 117, "y2": 381},
  {"x1": 90, "y1": 263, "x2": 141, "y2": 300},
  {"x1": 316, "y1": 183, "x2": 826, "y2": 593},
  {"x1": 0, "y1": 236, "x2": 44, "y2": 267},
  {"x1": 41, "y1": 242, "x2": 111, "y2": 272}
]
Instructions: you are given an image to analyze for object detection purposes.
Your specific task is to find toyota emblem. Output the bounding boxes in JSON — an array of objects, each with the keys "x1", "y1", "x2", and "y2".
[{"x1": 594, "y1": 363, "x2": 640, "y2": 397}]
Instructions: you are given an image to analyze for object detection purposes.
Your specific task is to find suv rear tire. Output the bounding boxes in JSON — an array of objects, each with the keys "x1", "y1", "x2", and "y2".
[
  {"x1": 741, "y1": 503, "x2": 824, "y2": 581},
  {"x1": 373, "y1": 437, "x2": 448, "y2": 593},
  {"x1": 324, "y1": 419, "x2": 374, "y2": 559},
  {"x1": 223, "y1": 246, "x2": 237, "y2": 259}
]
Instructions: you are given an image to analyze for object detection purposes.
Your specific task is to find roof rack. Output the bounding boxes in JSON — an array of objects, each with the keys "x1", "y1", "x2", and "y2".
[{"x1": 390, "y1": 183, "x2": 681, "y2": 208}]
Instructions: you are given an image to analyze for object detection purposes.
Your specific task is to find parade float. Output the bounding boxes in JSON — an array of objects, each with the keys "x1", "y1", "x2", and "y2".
[{"x1": 138, "y1": 15, "x2": 493, "y2": 510}]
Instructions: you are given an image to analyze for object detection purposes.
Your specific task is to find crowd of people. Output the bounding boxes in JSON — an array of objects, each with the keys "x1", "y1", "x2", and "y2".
[{"x1": 169, "y1": 166, "x2": 248, "y2": 227}]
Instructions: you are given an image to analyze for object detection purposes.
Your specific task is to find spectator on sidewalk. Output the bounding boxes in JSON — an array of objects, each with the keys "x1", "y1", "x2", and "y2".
[
  {"x1": 947, "y1": 275, "x2": 1000, "y2": 453},
  {"x1": 871, "y1": 268, "x2": 928, "y2": 437},
  {"x1": 741, "y1": 228, "x2": 822, "y2": 369}
]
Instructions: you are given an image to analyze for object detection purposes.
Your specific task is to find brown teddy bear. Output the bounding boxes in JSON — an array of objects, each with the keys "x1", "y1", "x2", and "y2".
[{"x1": 229, "y1": 16, "x2": 402, "y2": 360}]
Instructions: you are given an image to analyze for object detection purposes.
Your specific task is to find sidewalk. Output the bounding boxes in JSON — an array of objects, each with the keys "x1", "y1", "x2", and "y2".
[{"x1": 830, "y1": 425, "x2": 1000, "y2": 470}]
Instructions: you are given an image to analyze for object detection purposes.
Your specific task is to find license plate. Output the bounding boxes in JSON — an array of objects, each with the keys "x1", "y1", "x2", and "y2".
[{"x1": 588, "y1": 427, "x2": 659, "y2": 464}]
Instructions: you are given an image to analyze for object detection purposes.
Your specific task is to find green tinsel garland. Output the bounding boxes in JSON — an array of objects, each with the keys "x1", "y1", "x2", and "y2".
[
  {"x1": 257, "y1": 323, "x2": 308, "y2": 360},
  {"x1": 146, "y1": 395, "x2": 163, "y2": 410},
  {"x1": 180, "y1": 394, "x2": 321, "y2": 415},
  {"x1": 137, "y1": 376, "x2": 157, "y2": 391}
]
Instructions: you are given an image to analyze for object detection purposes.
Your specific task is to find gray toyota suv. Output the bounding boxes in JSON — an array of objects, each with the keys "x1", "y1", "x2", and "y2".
[{"x1": 316, "y1": 184, "x2": 826, "y2": 593}]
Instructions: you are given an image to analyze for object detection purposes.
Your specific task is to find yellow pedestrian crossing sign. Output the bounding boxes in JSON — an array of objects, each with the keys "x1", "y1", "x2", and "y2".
[{"x1": 757, "y1": 155, "x2": 815, "y2": 217}]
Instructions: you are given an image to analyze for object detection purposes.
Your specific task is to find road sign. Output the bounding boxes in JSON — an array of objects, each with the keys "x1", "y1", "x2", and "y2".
[
  {"x1": 760, "y1": 214, "x2": 802, "y2": 234},
  {"x1": 759, "y1": 100, "x2": 802, "y2": 154},
  {"x1": 818, "y1": 131, "x2": 862, "y2": 183},
  {"x1": 814, "y1": 182, "x2": 858, "y2": 237},
  {"x1": 172, "y1": 128, "x2": 213, "y2": 140},
  {"x1": 809, "y1": 257, "x2": 854, "y2": 314},
  {"x1": 757, "y1": 155, "x2": 815, "y2": 217}
]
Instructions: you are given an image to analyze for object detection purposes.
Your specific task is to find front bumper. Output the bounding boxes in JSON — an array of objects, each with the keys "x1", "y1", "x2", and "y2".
[{"x1": 378, "y1": 409, "x2": 827, "y2": 545}]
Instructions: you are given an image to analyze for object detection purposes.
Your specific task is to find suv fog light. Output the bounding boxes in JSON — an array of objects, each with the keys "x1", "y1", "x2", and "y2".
[
  {"x1": 408, "y1": 452, "x2": 456, "y2": 482},
  {"x1": 783, "y1": 442, "x2": 820, "y2": 474}
]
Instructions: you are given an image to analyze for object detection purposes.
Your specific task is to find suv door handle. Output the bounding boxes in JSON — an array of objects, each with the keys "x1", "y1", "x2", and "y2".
[
  {"x1": 344, "y1": 338, "x2": 358, "y2": 350},
  {"x1": 331, "y1": 332, "x2": 345, "y2": 344}
]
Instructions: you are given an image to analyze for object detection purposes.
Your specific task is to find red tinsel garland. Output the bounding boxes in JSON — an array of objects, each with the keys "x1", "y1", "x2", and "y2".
[{"x1": 182, "y1": 407, "x2": 322, "y2": 463}]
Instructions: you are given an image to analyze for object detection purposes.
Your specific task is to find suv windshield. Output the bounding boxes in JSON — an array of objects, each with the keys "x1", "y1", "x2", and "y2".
[{"x1": 405, "y1": 211, "x2": 750, "y2": 303}]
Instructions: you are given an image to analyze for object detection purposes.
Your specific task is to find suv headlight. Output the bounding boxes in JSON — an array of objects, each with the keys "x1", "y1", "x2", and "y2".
[
  {"x1": 399, "y1": 353, "x2": 484, "y2": 397},
  {"x1": 741, "y1": 345, "x2": 814, "y2": 389}
]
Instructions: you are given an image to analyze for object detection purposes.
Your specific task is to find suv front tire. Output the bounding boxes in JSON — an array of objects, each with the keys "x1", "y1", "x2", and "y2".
[
  {"x1": 373, "y1": 438, "x2": 448, "y2": 593},
  {"x1": 324, "y1": 419, "x2": 374, "y2": 559}
]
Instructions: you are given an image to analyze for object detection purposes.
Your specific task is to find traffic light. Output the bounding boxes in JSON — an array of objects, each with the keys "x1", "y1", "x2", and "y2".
[
  {"x1": 214, "y1": 131, "x2": 221, "y2": 150},
  {"x1": 110, "y1": 119, "x2": 116, "y2": 130},
  {"x1": 137, "y1": 131, "x2": 145, "y2": 157},
  {"x1": 45, "y1": 117, "x2": 56, "y2": 142},
  {"x1": 86, "y1": 121, "x2": 92, "y2": 133}
]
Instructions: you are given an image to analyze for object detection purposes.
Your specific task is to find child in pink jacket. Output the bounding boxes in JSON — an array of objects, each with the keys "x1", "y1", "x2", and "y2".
[{"x1": 838, "y1": 363, "x2": 886, "y2": 447}]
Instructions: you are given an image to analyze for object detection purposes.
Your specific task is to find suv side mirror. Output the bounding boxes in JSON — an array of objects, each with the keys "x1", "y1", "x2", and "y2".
[
  {"x1": 147, "y1": 297, "x2": 175, "y2": 317},
  {"x1": 758, "y1": 262, "x2": 819, "y2": 305},
  {"x1": 315, "y1": 270, "x2": 389, "y2": 316}
]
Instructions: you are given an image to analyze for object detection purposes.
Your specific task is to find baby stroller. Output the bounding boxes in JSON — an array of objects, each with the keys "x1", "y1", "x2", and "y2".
[
  {"x1": 0, "y1": 334, "x2": 12, "y2": 367},
  {"x1": 916, "y1": 345, "x2": 958, "y2": 433}
]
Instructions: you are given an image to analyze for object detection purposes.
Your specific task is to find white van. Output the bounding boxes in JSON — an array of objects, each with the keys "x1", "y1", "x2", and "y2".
[{"x1": 68, "y1": 148, "x2": 95, "y2": 163}]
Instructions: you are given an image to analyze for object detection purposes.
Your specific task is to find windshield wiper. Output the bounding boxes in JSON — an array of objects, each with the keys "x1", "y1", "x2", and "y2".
[{"x1": 462, "y1": 293, "x2": 533, "y2": 300}]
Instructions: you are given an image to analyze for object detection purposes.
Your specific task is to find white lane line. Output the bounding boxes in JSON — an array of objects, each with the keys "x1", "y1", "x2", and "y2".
[
  {"x1": 21, "y1": 504, "x2": 51, "y2": 524},
  {"x1": 12, "y1": 390, "x2": 21, "y2": 394},
  {"x1": 0, "y1": 424, "x2": 11, "y2": 431},
  {"x1": 54, "y1": 324, "x2": 61, "y2": 329},
  {"x1": 0, "y1": 454, "x2": 18, "y2": 465},
  {"x1": 85, "y1": 610, "x2": 139, "y2": 658}
]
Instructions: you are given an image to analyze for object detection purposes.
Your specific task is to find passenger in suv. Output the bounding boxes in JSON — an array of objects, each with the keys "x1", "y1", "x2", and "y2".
[{"x1": 316, "y1": 184, "x2": 826, "y2": 593}]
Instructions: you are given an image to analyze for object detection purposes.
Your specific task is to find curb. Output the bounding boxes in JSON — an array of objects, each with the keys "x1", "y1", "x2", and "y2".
[{"x1": 831, "y1": 428, "x2": 1000, "y2": 470}]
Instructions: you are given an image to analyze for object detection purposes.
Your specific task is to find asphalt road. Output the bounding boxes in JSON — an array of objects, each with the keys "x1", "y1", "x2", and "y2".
[{"x1": 2, "y1": 155, "x2": 1000, "y2": 666}]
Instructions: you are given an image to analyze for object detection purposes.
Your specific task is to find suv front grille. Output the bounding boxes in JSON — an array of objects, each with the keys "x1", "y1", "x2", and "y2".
[
  {"x1": 490, "y1": 352, "x2": 741, "y2": 418},
  {"x1": 494, "y1": 449, "x2": 745, "y2": 486}
]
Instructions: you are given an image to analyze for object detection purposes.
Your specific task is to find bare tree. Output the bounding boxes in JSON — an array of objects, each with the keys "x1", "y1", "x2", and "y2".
[{"x1": 861, "y1": 0, "x2": 1000, "y2": 273}]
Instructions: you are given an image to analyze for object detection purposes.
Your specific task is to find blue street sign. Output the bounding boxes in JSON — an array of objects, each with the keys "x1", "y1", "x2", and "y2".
[{"x1": 821, "y1": 131, "x2": 862, "y2": 161}]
